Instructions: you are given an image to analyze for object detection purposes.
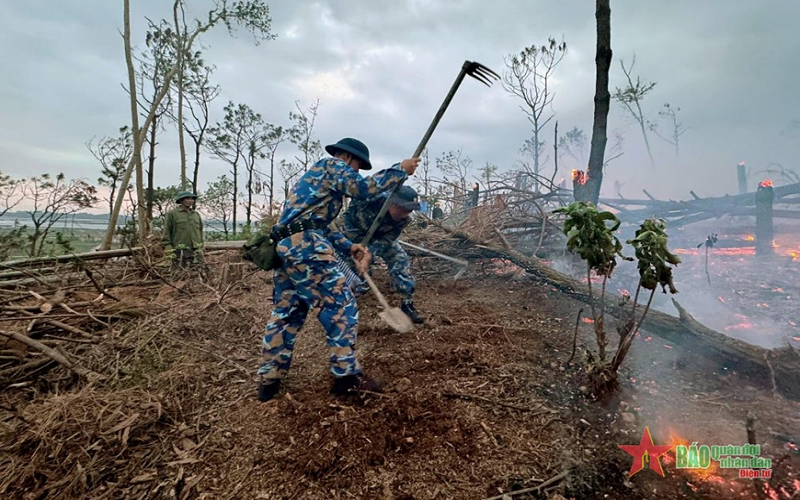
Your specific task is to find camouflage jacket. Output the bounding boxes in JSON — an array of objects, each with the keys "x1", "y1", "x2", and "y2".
[
  {"x1": 161, "y1": 207, "x2": 204, "y2": 250},
  {"x1": 341, "y1": 193, "x2": 410, "y2": 245},
  {"x1": 275, "y1": 157, "x2": 407, "y2": 254}
]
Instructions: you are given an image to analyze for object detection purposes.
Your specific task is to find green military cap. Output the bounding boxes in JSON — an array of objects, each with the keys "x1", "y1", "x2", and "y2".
[{"x1": 175, "y1": 191, "x2": 198, "y2": 203}]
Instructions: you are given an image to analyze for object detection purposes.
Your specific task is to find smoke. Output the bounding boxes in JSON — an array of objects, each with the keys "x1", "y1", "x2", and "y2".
[{"x1": 546, "y1": 226, "x2": 800, "y2": 350}]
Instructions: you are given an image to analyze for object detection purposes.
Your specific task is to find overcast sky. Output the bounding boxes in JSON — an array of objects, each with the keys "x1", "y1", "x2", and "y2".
[{"x1": 1, "y1": 0, "x2": 799, "y2": 211}]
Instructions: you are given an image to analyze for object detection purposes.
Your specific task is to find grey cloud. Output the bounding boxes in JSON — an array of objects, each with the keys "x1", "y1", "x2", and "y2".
[{"x1": 0, "y1": 0, "x2": 798, "y2": 203}]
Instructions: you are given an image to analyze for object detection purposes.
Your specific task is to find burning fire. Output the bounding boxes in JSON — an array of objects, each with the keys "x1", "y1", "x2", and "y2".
[
  {"x1": 571, "y1": 169, "x2": 587, "y2": 185},
  {"x1": 759, "y1": 179, "x2": 774, "y2": 188},
  {"x1": 674, "y1": 247, "x2": 756, "y2": 256},
  {"x1": 663, "y1": 432, "x2": 724, "y2": 483},
  {"x1": 582, "y1": 317, "x2": 595, "y2": 324}
]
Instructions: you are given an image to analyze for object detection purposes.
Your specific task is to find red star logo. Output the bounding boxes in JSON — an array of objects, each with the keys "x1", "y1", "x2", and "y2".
[{"x1": 619, "y1": 427, "x2": 673, "y2": 477}]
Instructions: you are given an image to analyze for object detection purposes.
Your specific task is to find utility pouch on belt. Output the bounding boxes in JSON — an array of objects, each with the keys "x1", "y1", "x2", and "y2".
[
  {"x1": 242, "y1": 218, "x2": 328, "y2": 271},
  {"x1": 242, "y1": 232, "x2": 280, "y2": 271}
]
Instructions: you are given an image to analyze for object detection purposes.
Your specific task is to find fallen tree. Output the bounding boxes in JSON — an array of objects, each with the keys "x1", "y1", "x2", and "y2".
[
  {"x1": 600, "y1": 182, "x2": 800, "y2": 225},
  {"x1": 425, "y1": 218, "x2": 800, "y2": 400},
  {"x1": 0, "y1": 241, "x2": 246, "y2": 270}
]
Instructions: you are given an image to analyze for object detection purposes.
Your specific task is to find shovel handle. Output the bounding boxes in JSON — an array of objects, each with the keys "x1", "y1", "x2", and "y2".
[
  {"x1": 398, "y1": 240, "x2": 469, "y2": 267},
  {"x1": 361, "y1": 272, "x2": 392, "y2": 310}
]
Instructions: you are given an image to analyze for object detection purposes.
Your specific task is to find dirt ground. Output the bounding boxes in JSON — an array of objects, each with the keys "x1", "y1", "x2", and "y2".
[{"x1": 2, "y1": 247, "x2": 800, "y2": 499}]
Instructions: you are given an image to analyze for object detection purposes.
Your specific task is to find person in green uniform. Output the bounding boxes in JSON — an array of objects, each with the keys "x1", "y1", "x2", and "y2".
[{"x1": 161, "y1": 191, "x2": 204, "y2": 269}]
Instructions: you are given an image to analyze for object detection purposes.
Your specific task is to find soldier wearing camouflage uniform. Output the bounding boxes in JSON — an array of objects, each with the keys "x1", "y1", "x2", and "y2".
[
  {"x1": 161, "y1": 191, "x2": 204, "y2": 268},
  {"x1": 341, "y1": 185, "x2": 425, "y2": 324},
  {"x1": 258, "y1": 138, "x2": 419, "y2": 402}
]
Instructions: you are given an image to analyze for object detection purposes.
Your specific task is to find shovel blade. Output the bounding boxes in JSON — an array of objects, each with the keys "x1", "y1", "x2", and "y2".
[{"x1": 378, "y1": 308, "x2": 414, "y2": 333}]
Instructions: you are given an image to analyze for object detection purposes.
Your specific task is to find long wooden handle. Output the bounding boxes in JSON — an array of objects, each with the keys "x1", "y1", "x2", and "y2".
[
  {"x1": 361, "y1": 62, "x2": 472, "y2": 248},
  {"x1": 398, "y1": 240, "x2": 468, "y2": 266},
  {"x1": 361, "y1": 272, "x2": 391, "y2": 310}
]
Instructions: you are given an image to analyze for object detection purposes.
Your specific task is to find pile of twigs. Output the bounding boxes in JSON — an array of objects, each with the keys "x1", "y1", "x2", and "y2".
[
  {"x1": 0, "y1": 249, "x2": 256, "y2": 498},
  {"x1": 426, "y1": 176, "x2": 569, "y2": 256}
]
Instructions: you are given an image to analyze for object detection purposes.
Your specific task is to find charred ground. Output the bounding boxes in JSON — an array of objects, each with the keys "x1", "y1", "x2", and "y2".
[{"x1": 0, "y1": 237, "x2": 799, "y2": 499}]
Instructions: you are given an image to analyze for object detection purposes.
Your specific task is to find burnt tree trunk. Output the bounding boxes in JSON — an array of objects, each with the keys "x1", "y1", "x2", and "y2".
[
  {"x1": 755, "y1": 184, "x2": 774, "y2": 256},
  {"x1": 427, "y1": 217, "x2": 800, "y2": 401},
  {"x1": 737, "y1": 162, "x2": 748, "y2": 194},
  {"x1": 581, "y1": 0, "x2": 612, "y2": 204}
]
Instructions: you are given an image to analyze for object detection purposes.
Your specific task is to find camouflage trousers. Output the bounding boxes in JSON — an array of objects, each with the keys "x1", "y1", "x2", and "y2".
[
  {"x1": 258, "y1": 231, "x2": 360, "y2": 381},
  {"x1": 369, "y1": 240, "x2": 415, "y2": 298}
]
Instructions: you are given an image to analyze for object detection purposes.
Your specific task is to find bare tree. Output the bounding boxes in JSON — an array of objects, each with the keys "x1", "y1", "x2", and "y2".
[
  {"x1": 0, "y1": 173, "x2": 24, "y2": 260},
  {"x1": 206, "y1": 102, "x2": 272, "y2": 234},
  {"x1": 478, "y1": 162, "x2": 499, "y2": 203},
  {"x1": 173, "y1": 1, "x2": 189, "y2": 189},
  {"x1": 558, "y1": 126, "x2": 588, "y2": 168},
  {"x1": 261, "y1": 124, "x2": 287, "y2": 216},
  {"x1": 503, "y1": 37, "x2": 567, "y2": 177},
  {"x1": 122, "y1": 0, "x2": 148, "y2": 242},
  {"x1": 200, "y1": 175, "x2": 235, "y2": 238},
  {"x1": 0, "y1": 173, "x2": 21, "y2": 218},
  {"x1": 651, "y1": 103, "x2": 687, "y2": 158},
  {"x1": 87, "y1": 126, "x2": 133, "y2": 214},
  {"x1": 579, "y1": 0, "x2": 613, "y2": 204},
  {"x1": 435, "y1": 149, "x2": 474, "y2": 215},
  {"x1": 412, "y1": 148, "x2": 433, "y2": 198},
  {"x1": 279, "y1": 159, "x2": 304, "y2": 200},
  {"x1": 21, "y1": 174, "x2": 98, "y2": 257},
  {"x1": 102, "y1": 0, "x2": 276, "y2": 250},
  {"x1": 613, "y1": 56, "x2": 656, "y2": 168},
  {"x1": 138, "y1": 22, "x2": 175, "y2": 221},
  {"x1": 183, "y1": 57, "x2": 220, "y2": 192},
  {"x1": 288, "y1": 99, "x2": 323, "y2": 173}
]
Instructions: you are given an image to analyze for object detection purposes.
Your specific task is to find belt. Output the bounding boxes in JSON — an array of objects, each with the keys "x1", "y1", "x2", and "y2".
[{"x1": 273, "y1": 219, "x2": 329, "y2": 240}]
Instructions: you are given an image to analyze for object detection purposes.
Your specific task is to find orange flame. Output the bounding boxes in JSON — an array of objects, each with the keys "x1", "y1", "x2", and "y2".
[
  {"x1": 665, "y1": 432, "x2": 723, "y2": 482},
  {"x1": 571, "y1": 169, "x2": 588, "y2": 185},
  {"x1": 582, "y1": 317, "x2": 595, "y2": 324},
  {"x1": 759, "y1": 179, "x2": 773, "y2": 188}
]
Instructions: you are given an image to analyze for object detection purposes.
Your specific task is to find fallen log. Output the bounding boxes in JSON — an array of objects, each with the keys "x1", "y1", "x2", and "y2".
[
  {"x1": 426, "y1": 218, "x2": 800, "y2": 400},
  {"x1": 1, "y1": 248, "x2": 138, "y2": 269},
  {"x1": 600, "y1": 181, "x2": 800, "y2": 211},
  {"x1": 0, "y1": 241, "x2": 246, "y2": 270}
]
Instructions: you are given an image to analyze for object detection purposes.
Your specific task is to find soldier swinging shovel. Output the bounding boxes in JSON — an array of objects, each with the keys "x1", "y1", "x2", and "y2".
[{"x1": 351, "y1": 60, "x2": 499, "y2": 333}]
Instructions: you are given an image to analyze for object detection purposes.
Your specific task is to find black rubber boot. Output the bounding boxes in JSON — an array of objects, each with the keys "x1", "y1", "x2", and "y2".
[
  {"x1": 401, "y1": 298, "x2": 425, "y2": 324},
  {"x1": 258, "y1": 380, "x2": 281, "y2": 402},
  {"x1": 331, "y1": 374, "x2": 383, "y2": 396}
]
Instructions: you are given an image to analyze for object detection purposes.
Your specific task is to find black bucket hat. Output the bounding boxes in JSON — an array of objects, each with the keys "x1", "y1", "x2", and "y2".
[
  {"x1": 389, "y1": 185, "x2": 421, "y2": 211},
  {"x1": 325, "y1": 138, "x2": 373, "y2": 170}
]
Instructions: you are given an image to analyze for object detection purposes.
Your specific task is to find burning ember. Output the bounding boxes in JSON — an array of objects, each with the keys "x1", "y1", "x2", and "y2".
[
  {"x1": 759, "y1": 179, "x2": 774, "y2": 188},
  {"x1": 663, "y1": 432, "x2": 724, "y2": 483},
  {"x1": 571, "y1": 169, "x2": 587, "y2": 185},
  {"x1": 581, "y1": 317, "x2": 594, "y2": 324},
  {"x1": 725, "y1": 313, "x2": 754, "y2": 331}
]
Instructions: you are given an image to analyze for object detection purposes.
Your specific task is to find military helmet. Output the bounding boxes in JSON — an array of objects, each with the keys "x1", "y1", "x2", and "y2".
[
  {"x1": 325, "y1": 138, "x2": 373, "y2": 170},
  {"x1": 175, "y1": 191, "x2": 198, "y2": 203},
  {"x1": 389, "y1": 185, "x2": 421, "y2": 211}
]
